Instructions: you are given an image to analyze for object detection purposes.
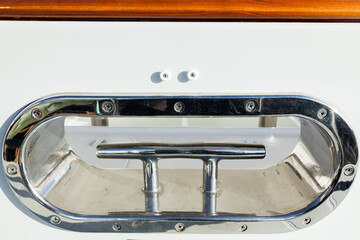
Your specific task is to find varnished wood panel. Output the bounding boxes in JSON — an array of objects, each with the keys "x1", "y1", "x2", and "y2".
[{"x1": 1, "y1": 0, "x2": 360, "y2": 21}]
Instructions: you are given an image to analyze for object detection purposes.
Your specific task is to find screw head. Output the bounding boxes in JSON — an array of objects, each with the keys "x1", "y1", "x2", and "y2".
[
  {"x1": 239, "y1": 224, "x2": 248, "y2": 232},
  {"x1": 187, "y1": 70, "x2": 199, "y2": 81},
  {"x1": 112, "y1": 222, "x2": 121, "y2": 231},
  {"x1": 50, "y1": 215, "x2": 61, "y2": 224},
  {"x1": 31, "y1": 108, "x2": 43, "y2": 120},
  {"x1": 6, "y1": 164, "x2": 17, "y2": 175},
  {"x1": 175, "y1": 223, "x2": 185, "y2": 232},
  {"x1": 160, "y1": 70, "x2": 171, "y2": 81},
  {"x1": 344, "y1": 166, "x2": 355, "y2": 176},
  {"x1": 317, "y1": 108, "x2": 328, "y2": 119},
  {"x1": 101, "y1": 101, "x2": 114, "y2": 114},
  {"x1": 304, "y1": 217, "x2": 311, "y2": 225},
  {"x1": 245, "y1": 101, "x2": 256, "y2": 112},
  {"x1": 174, "y1": 101, "x2": 185, "y2": 113}
]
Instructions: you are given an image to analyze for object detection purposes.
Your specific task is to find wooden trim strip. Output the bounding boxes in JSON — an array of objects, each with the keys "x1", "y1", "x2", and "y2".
[{"x1": 1, "y1": 0, "x2": 360, "y2": 21}]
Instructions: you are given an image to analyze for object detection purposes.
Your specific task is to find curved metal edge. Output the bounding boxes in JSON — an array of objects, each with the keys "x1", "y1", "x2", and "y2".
[
  {"x1": 0, "y1": 107, "x2": 61, "y2": 231},
  {"x1": 0, "y1": 94, "x2": 358, "y2": 233}
]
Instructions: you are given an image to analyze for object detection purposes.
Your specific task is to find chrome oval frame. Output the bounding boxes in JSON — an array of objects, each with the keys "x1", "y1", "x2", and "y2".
[{"x1": 1, "y1": 94, "x2": 358, "y2": 233}]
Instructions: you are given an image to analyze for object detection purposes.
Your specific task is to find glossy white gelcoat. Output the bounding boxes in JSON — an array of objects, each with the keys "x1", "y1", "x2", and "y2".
[{"x1": 0, "y1": 21, "x2": 359, "y2": 240}]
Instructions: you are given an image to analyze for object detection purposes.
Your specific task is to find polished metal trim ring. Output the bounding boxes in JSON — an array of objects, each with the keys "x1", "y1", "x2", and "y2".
[{"x1": 1, "y1": 94, "x2": 358, "y2": 233}]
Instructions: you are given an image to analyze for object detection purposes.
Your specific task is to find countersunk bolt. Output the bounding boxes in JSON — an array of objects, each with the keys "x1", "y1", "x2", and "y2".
[
  {"x1": 245, "y1": 101, "x2": 256, "y2": 112},
  {"x1": 175, "y1": 223, "x2": 185, "y2": 232},
  {"x1": 174, "y1": 101, "x2": 185, "y2": 113},
  {"x1": 239, "y1": 224, "x2": 248, "y2": 232},
  {"x1": 304, "y1": 217, "x2": 311, "y2": 225},
  {"x1": 31, "y1": 108, "x2": 43, "y2": 120},
  {"x1": 101, "y1": 101, "x2": 114, "y2": 114},
  {"x1": 187, "y1": 70, "x2": 199, "y2": 81},
  {"x1": 344, "y1": 166, "x2": 355, "y2": 176},
  {"x1": 317, "y1": 108, "x2": 328, "y2": 119},
  {"x1": 112, "y1": 222, "x2": 121, "y2": 231},
  {"x1": 50, "y1": 215, "x2": 61, "y2": 224},
  {"x1": 160, "y1": 70, "x2": 171, "y2": 81},
  {"x1": 6, "y1": 164, "x2": 17, "y2": 175}
]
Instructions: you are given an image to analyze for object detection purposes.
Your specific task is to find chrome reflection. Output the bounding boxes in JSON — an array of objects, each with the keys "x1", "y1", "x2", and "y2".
[{"x1": 1, "y1": 95, "x2": 358, "y2": 233}]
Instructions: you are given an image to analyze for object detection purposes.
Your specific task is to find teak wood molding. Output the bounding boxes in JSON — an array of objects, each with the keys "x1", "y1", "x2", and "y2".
[{"x1": 1, "y1": 0, "x2": 360, "y2": 21}]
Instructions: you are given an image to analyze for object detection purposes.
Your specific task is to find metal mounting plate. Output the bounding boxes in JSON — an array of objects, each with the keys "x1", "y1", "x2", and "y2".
[{"x1": 1, "y1": 94, "x2": 358, "y2": 233}]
